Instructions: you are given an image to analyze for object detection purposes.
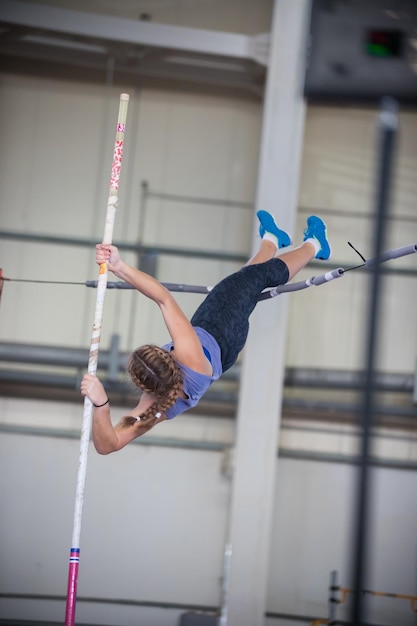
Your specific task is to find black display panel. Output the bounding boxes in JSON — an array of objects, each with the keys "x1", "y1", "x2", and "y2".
[{"x1": 304, "y1": 0, "x2": 417, "y2": 104}]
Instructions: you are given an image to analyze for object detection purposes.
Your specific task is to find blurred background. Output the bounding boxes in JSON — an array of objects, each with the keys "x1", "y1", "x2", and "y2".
[{"x1": 0, "y1": 1, "x2": 416, "y2": 625}]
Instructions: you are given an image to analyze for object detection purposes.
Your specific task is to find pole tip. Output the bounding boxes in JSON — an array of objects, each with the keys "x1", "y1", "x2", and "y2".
[{"x1": 120, "y1": 93, "x2": 130, "y2": 101}]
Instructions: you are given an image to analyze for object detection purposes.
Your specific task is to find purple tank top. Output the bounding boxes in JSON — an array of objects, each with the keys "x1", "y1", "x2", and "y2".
[{"x1": 161, "y1": 327, "x2": 222, "y2": 419}]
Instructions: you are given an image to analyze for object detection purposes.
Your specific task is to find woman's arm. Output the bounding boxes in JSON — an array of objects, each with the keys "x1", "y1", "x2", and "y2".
[
  {"x1": 81, "y1": 373, "x2": 166, "y2": 454},
  {"x1": 96, "y1": 244, "x2": 172, "y2": 305},
  {"x1": 96, "y1": 245, "x2": 212, "y2": 375}
]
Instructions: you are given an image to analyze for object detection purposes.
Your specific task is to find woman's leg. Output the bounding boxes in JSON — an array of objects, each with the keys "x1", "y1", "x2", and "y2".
[
  {"x1": 246, "y1": 238, "x2": 280, "y2": 265},
  {"x1": 246, "y1": 210, "x2": 292, "y2": 265},
  {"x1": 191, "y1": 212, "x2": 331, "y2": 371},
  {"x1": 248, "y1": 239, "x2": 315, "y2": 281},
  {"x1": 276, "y1": 242, "x2": 316, "y2": 281},
  {"x1": 248, "y1": 212, "x2": 331, "y2": 281},
  {"x1": 191, "y1": 258, "x2": 289, "y2": 371}
]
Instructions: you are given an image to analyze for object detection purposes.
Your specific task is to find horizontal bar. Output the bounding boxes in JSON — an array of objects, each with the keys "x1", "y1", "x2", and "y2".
[
  {"x1": 86, "y1": 280, "x2": 212, "y2": 294},
  {"x1": 84, "y1": 243, "x2": 417, "y2": 298},
  {"x1": 2, "y1": 423, "x2": 417, "y2": 471},
  {"x1": 0, "y1": 590, "x2": 217, "y2": 612},
  {"x1": 0, "y1": 342, "x2": 413, "y2": 391}
]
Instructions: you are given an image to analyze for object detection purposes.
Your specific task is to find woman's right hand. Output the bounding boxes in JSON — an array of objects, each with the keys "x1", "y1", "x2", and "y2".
[
  {"x1": 96, "y1": 244, "x2": 122, "y2": 272},
  {"x1": 80, "y1": 373, "x2": 108, "y2": 408}
]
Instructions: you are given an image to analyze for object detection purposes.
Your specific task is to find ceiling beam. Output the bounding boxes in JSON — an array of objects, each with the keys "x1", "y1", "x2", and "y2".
[{"x1": 0, "y1": 0, "x2": 269, "y2": 65}]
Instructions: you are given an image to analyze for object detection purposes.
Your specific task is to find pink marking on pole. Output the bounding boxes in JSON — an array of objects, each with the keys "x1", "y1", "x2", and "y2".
[
  {"x1": 110, "y1": 140, "x2": 124, "y2": 190},
  {"x1": 117, "y1": 123, "x2": 126, "y2": 132},
  {"x1": 65, "y1": 553, "x2": 80, "y2": 626}
]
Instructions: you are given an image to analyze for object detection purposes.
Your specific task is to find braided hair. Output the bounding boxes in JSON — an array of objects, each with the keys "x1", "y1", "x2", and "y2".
[{"x1": 121, "y1": 344, "x2": 183, "y2": 428}]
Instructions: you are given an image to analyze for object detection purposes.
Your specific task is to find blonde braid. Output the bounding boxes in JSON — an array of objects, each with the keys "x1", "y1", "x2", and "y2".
[{"x1": 120, "y1": 345, "x2": 183, "y2": 429}]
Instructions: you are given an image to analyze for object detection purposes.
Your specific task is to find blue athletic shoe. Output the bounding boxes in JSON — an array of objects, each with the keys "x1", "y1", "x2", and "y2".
[
  {"x1": 256, "y1": 210, "x2": 292, "y2": 248},
  {"x1": 303, "y1": 216, "x2": 331, "y2": 260}
]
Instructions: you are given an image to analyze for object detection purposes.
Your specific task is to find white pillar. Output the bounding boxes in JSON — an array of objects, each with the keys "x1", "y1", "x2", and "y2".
[{"x1": 226, "y1": 2, "x2": 311, "y2": 625}]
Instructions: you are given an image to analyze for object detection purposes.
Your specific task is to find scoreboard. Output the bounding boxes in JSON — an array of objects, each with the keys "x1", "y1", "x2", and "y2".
[{"x1": 304, "y1": 0, "x2": 417, "y2": 104}]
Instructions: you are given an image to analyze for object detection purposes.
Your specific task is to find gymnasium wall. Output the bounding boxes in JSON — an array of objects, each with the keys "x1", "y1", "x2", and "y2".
[
  {"x1": 0, "y1": 74, "x2": 416, "y2": 369},
  {"x1": 0, "y1": 52, "x2": 417, "y2": 626},
  {"x1": 0, "y1": 400, "x2": 416, "y2": 625}
]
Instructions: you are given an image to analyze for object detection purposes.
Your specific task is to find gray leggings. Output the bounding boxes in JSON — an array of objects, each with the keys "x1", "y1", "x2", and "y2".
[{"x1": 190, "y1": 258, "x2": 289, "y2": 372}]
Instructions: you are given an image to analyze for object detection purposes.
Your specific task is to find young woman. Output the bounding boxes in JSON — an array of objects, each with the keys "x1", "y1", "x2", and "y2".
[{"x1": 80, "y1": 211, "x2": 331, "y2": 454}]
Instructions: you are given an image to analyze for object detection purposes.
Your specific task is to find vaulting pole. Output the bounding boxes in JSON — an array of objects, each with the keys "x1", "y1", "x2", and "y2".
[{"x1": 65, "y1": 93, "x2": 129, "y2": 626}]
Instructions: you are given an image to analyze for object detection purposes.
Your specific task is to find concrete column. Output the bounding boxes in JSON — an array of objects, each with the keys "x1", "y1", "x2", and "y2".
[{"x1": 226, "y1": 2, "x2": 311, "y2": 625}]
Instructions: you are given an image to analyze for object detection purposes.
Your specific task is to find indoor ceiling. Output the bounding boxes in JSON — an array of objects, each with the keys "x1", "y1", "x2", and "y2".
[{"x1": 0, "y1": 0, "x2": 268, "y2": 95}]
